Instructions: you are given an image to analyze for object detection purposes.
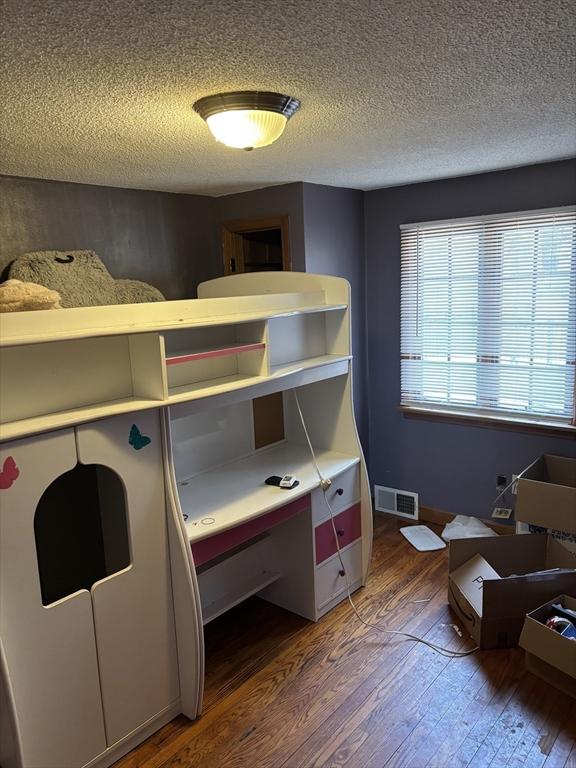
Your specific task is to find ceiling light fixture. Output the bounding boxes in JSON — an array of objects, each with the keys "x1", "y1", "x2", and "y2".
[{"x1": 193, "y1": 91, "x2": 300, "y2": 150}]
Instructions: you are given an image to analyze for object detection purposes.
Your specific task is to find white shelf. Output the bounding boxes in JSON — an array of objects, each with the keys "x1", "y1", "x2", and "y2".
[
  {"x1": 0, "y1": 396, "x2": 163, "y2": 442},
  {"x1": 270, "y1": 354, "x2": 352, "y2": 379},
  {"x1": 180, "y1": 442, "x2": 360, "y2": 542},
  {"x1": 0, "y1": 294, "x2": 345, "y2": 347},
  {"x1": 166, "y1": 354, "x2": 350, "y2": 407},
  {"x1": 200, "y1": 570, "x2": 282, "y2": 625},
  {"x1": 167, "y1": 373, "x2": 265, "y2": 402},
  {"x1": 0, "y1": 272, "x2": 351, "y2": 443},
  {"x1": 0, "y1": 356, "x2": 351, "y2": 443}
]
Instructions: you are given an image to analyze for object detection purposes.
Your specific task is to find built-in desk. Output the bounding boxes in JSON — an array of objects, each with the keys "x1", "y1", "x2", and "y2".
[
  {"x1": 170, "y1": 440, "x2": 363, "y2": 625},
  {"x1": 180, "y1": 442, "x2": 359, "y2": 539}
]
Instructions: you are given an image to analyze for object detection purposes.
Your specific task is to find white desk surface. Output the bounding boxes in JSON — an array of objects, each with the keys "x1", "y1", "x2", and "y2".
[{"x1": 179, "y1": 441, "x2": 360, "y2": 543}]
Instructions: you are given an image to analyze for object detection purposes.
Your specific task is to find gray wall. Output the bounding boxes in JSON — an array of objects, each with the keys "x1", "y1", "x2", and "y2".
[
  {"x1": 365, "y1": 159, "x2": 576, "y2": 519},
  {"x1": 0, "y1": 176, "x2": 220, "y2": 298},
  {"x1": 302, "y1": 183, "x2": 367, "y2": 448},
  {"x1": 0, "y1": 175, "x2": 370, "y2": 454}
]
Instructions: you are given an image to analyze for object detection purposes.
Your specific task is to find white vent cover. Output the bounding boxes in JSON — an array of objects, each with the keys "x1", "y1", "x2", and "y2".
[{"x1": 374, "y1": 485, "x2": 419, "y2": 520}]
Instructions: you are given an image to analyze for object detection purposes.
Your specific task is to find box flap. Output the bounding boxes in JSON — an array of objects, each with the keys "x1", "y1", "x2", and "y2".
[
  {"x1": 545, "y1": 536, "x2": 576, "y2": 569},
  {"x1": 525, "y1": 594, "x2": 576, "y2": 620},
  {"x1": 520, "y1": 455, "x2": 547, "y2": 482},
  {"x1": 515, "y1": 495, "x2": 576, "y2": 533},
  {"x1": 482, "y1": 572, "x2": 576, "y2": 619},
  {"x1": 521, "y1": 455, "x2": 576, "y2": 487},
  {"x1": 449, "y1": 534, "x2": 547, "y2": 577},
  {"x1": 545, "y1": 455, "x2": 576, "y2": 488},
  {"x1": 449, "y1": 554, "x2": 500, "y2": 616},
  {"x1": 516, "y1": 455, "x2": 576, "y2": 534}
]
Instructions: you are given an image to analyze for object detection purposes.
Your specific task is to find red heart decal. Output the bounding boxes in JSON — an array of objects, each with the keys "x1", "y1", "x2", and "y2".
[{"x1": 0, "y1": 456, "x2": 20, "y2": 490}]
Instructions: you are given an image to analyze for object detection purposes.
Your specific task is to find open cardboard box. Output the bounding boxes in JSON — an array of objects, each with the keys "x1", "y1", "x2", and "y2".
[
  {"x1": 449, "y1": 532, "x2": 576, "y2": 649},
  {"x1": 519, "y1": 595, "x2": 576, "y2": 698},
  {"x1": 516, "y1": 454, "x2": 576, "y2": 534},
  {"x1": 449, "y1": 454, "x2": 576, "y2": 649}
]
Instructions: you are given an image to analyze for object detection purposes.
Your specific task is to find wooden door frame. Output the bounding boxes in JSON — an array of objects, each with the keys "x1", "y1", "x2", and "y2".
[{"x1": 221, "y1": 214, "x2": 292, "y2": 275}]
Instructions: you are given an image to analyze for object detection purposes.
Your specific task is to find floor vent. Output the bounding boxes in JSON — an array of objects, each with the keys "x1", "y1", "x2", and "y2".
[{"x1": 374, "y1": 485, "x2": 419, "y2": 521}]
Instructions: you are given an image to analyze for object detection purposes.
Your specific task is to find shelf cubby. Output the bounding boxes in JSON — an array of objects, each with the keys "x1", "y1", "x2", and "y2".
[
  {"x1": 267, "y1": 307, "x2": 347, "y2": 369},
  {"x1": 196, "y1": 536, "x2": 281, "y2": 624},
  {"x1": 163, "y1": 322, "x2": 266, "y2": 393},
  {"x1": 0, "y1": 333, "x2": 165, "y2": 437}
]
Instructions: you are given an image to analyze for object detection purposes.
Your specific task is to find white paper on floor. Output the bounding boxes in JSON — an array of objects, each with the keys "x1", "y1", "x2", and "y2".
[
  {"x1": 400, "y1": 525, "x2": 447, "y2": 551},
  {"x1": 441, "y1": 514, "x2": 497, "y2": 541}
]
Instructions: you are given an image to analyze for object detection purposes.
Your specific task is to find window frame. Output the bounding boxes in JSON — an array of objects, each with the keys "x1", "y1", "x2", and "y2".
[{"x1": 399, "y1": 206, "x2": 576, "y2": 432}]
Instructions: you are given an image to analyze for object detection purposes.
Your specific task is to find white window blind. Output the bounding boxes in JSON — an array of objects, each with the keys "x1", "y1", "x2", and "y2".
[{"x1": 400, "y1": 207, "x2": 576, "y2": 426}]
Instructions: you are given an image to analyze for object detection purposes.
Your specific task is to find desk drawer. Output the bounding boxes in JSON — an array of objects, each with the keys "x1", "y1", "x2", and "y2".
[
  {"x1": 191, "y1": 494, "x2": 310, "y2": 567},
  {"x1": 315, "y1": 540, "x2": 362, "y2": 610},
  {"x1": 311, "y1": 464, "x2": 359, "y2": 524},
  {"x1": 314, "y1": 502, "x2": 361, "y2": 565}
]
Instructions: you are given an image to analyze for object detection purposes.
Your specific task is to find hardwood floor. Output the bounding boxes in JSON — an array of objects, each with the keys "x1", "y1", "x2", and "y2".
[{"x1": 115, "y1": 516, "x2": 576, "y2": 768}]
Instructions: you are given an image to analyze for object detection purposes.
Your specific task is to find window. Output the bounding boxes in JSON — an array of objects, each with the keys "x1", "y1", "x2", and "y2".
[{"x1": 400, "y1": 207, "x2": 576, "y2": 427}]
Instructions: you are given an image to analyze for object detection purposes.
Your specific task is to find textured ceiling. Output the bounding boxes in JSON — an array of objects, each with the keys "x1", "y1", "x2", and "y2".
[{"x1": 1, "y1": 0, "x2": 575, "y2": 196}]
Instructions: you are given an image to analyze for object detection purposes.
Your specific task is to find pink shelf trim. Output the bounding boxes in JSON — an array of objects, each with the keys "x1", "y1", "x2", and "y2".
[
  {"x1": 166, "y1": 342, "x2": 265, "y2": 365},
  {"x1": 191, "y1": 494, "x2": 311, "y2": 567}
]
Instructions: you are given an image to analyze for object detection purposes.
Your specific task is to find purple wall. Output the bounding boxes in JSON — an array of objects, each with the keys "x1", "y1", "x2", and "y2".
[
  {"x1": 364, "y1": 160, "x2": 576, "y2": 519},
  {"x1": 215, "y1": 182, "x2": 369, "y2": 448},
  {"x1": 0, "y1": 176, "x2": 220, "y2": 299},
  {"x1": 4, "y1": 161, "x2": 574, "y2": 522},
  {"x1": 302, "y1": 183, "x2": 368, "y2": 447}
]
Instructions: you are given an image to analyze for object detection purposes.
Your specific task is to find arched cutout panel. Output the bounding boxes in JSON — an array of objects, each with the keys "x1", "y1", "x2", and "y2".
[{"x1": 34, "y1": 463, "x2": 130, "y2": 606}]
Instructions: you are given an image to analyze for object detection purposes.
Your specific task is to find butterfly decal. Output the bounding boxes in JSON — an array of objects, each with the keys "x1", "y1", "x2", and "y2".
[
  {"x1": 128, "y1": 424, "x2": 151, "y2": 451},
  {"x1": 0, "y1": 456, "x2": 20, "y2": 490}
]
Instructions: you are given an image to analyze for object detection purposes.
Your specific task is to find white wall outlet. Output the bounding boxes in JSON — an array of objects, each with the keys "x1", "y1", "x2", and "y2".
[{"x1": 492, "y1": 507, "x2": 512, "y2": 520}]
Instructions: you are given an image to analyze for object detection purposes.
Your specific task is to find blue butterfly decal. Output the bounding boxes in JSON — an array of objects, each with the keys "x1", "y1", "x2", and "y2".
[{"x1": 129, "y1": 424, "x2": 151, "y2": 450}]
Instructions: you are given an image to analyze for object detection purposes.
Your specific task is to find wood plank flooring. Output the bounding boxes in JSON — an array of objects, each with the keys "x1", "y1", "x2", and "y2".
[{"x1": 115, "y1": 516, "x2": 576, "y2": 768}]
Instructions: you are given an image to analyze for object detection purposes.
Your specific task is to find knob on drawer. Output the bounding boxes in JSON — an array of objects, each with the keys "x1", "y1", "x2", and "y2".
[
  {"x1": 338, "y1": 569, "x2": 346, "y2": 577},
  {"x1": 336, "y1": 488, "x2": 344, "y2": 496},
  {"x1": 337, "y1": 529, "x2": 345, "y2": 537}
]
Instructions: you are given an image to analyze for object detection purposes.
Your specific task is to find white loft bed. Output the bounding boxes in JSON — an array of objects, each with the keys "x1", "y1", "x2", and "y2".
[{"x1": 0, "y1": 272, "x2": 372, "y2": 768}]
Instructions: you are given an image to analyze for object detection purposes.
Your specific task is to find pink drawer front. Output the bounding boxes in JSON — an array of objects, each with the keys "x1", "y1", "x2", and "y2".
[
  {"x1": 191, "y1": 494, "x2": 311, "y2": 567},
  {"x1": 315, "y1": 503, "x2": 362, "y2": 565}
]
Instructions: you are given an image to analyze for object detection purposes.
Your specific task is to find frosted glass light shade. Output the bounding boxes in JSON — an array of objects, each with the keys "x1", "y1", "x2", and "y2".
[
  {"x1": 193, "y1": 91, "x2": 300, "y2": 150},
  {"x1": 206, "y1": 110, "x2": 288, "y2": 149}
]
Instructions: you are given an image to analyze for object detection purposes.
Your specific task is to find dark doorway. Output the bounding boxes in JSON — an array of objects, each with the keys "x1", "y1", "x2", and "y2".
[
  {"x1": 222, "y1": 215, "x2": 291, "y2": 275},
  {"x1": 34, "y1": 464, "x2": 130, "y2": 605}
]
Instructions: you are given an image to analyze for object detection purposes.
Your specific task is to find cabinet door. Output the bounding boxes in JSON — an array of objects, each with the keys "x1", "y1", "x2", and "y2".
[
  {"x1": 76, "y1": 410, "x2": 179, "y2": 746},
  {"x1": 0, "y1": 431, "x2": 107, "y2": 768}
]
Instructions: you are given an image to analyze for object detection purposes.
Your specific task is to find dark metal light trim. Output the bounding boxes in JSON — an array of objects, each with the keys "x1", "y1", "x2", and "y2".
[{"x1": 193, "y1": 91, "x2": 300, "y2": 120}]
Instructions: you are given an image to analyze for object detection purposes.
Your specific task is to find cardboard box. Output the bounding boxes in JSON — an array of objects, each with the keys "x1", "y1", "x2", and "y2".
[
  {"x1": 519, "y1": 595, "x2": 576, "y2": 698},
  {"x1": 449, "y1": 533, "x2": 576, "y2": 648},
  {"x1": 516, "y1": 454, "x2": 576, "y2": 533},
  {"x1": 449, "y1": 554, "x2": 501, "y2": 615}
]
